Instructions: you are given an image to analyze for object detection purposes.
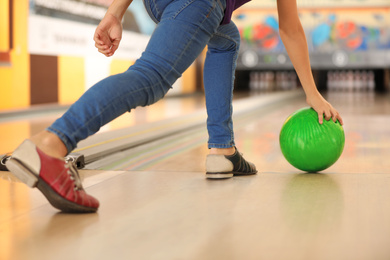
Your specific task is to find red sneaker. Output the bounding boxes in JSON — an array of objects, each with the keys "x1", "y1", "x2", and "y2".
[{"x1": 6, "y1": 140, "x2": 99, "y2": 213}]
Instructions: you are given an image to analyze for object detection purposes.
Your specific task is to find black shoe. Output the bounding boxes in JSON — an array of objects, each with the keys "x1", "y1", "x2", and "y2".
[{"x1": 206, "y1": 148, "x2": 257, "y2": 179}]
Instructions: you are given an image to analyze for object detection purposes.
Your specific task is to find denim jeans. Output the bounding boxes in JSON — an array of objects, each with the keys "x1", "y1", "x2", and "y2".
[{"x1": 48, "y1": 0, "x2": 241, "y2": 153}]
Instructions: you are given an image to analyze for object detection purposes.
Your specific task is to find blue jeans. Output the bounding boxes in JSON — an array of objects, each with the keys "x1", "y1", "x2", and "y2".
[{"x1": 48, "y1": 0, "x2": 241, "y2": 153}]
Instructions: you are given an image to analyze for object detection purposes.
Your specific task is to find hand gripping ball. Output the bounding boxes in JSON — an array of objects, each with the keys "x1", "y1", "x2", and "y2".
[{"x1": 279, "y1": 107, "x2": 345, "y2": 172}]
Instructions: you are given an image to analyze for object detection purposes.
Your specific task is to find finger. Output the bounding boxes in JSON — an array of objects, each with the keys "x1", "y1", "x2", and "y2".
[
  {"x1": 331, "y1": 109, "x2": 344, "y2": 125},
  {"x1": 95, "y1": 42, "x2": 105, "y2": 49},
  {"x1": 98, "y1": 43, "x2": 113, "y2": 52},
  {"x1": 93, "y1": 32, "x2": 105, "y2": 46},
  {"x1": 337, "y1": 115, "x2": 344, "y2": 125},
  {"x1": 95, "y1": 42, "x2": 111, "y2": 51},
  {"x1": 318, "y1": 112, "x2": 323, "y2": 125},
  {"x1": 111, "y1": 39, "x2": 120, "y2": 54},
  {"x1": 108, "y1": 47, "x2": 117, "y2": 56},
  {"x1": 97, "y1": 47, "x2": 111, "y2": 54},
  {"x1": 324, "y1": 111, "x2": 332, "y2": 121},
  {"x1": 105, "y1": 49, "x2": 114, "y2": 56},
  {"x1": 93, "y1": 30, "x2": 99, "y2": 42},
  {"x1": 96, "y1": 31, "x2": 112, "y2": 47},
  {"x1": 331, "y1": 110, "x2": 338, "y2": 123},
  {"x1": 98, "y1": 48, "x2": 111, "y2": 57}
]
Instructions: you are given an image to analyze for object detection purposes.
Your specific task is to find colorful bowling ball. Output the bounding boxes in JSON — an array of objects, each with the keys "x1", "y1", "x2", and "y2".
[{"x1": 279, "y1": 107, "x2": 345, "y2": 172}]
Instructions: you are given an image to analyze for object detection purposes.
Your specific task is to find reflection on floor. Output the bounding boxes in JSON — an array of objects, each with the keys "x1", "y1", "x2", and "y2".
[{"x1": 1, "y1": 90, "x2": 390, "y2": 260}]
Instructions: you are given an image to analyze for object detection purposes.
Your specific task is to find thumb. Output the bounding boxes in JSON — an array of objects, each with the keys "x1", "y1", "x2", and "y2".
[{"x1": 110, "y1": 38, "x2": 121, "y2": 53}]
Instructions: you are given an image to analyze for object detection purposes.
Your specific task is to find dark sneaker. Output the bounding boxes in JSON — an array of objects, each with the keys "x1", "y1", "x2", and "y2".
[
  {"x1": 6, "y1": 140, "x2": 99, "y2": 213},
  {"x1": 206, "y1": 148, "x2": 257, "y2": 179}
]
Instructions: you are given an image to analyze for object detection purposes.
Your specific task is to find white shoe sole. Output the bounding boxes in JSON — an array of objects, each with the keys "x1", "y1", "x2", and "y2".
[
  {"x1": 6, "y1": 158, "x2": 38, "y2": 187},
  {"x1": 206, "y1": 172, "x2": 233, "y2": 179}
]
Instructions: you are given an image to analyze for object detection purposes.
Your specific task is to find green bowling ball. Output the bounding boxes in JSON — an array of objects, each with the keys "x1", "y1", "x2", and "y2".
[{"x1": 279, "y1": 107, "x2": 345, "y2": 172}]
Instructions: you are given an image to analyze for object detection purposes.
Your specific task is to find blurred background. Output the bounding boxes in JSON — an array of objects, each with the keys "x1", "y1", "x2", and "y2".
[
  {"x1": 0, "y1": 0, "x2": 389, "y2": 110},
  {"x1": 235, "y1": 0, "x2": 390, "y2": 93}
]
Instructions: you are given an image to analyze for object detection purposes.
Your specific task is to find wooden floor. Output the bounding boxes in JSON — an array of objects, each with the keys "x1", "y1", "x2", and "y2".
[{"x1": 1, "y1": 90, "x2": 390, "y2": 260}]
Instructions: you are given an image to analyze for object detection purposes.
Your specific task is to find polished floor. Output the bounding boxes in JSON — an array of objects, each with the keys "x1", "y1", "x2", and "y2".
[{"x1": 1, "y1": 90, "x2": 390, "y2": 260}]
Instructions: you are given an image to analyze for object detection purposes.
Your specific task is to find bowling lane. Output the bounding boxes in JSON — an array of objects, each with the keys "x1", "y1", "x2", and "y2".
[
  {"x1": 88, "y1": 90, "x2": 390, "y2": 175},
  {"x1": 0, "y1": 94, "x2": 209, "y2": 155}
]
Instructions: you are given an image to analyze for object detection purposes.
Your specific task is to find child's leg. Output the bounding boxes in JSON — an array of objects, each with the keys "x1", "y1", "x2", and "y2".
[
  {"x1": 203, "y1": 22, "x2": 257, "y2": 178},
  {"x1": 204, "y1": 21, "x2": 240, "y2": 151}
]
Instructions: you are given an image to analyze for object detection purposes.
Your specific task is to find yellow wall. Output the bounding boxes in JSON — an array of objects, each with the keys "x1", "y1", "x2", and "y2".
[
  {"x1": 0, "y1": 0, "x2": 9, "y2": 51},
  {"x1": 58, "y1": 56, "x2": 86, "y2": 105},
  {"x1": 110, "y1": 58, "x2": 134, "y2": 75},
  {"x1": 0, "y1": 0, "x2": 30, "y2": 110}
]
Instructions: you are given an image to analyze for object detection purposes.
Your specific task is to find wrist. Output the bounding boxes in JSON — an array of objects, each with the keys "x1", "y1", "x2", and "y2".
[
  {"x1": 304, "y1": 87, "x2": 319, "y2": 96},
  {"x1": 106, "y1": 0, "x2": 132, "y2": 20},
  {"x1": 104, "y1": 12, "x2": 122, "y2": 22}
]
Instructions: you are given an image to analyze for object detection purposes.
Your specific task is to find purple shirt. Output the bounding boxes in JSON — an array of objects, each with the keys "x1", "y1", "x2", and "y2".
[{"x1": 221, "y1": 0, "x2": 251, "y2": 25}]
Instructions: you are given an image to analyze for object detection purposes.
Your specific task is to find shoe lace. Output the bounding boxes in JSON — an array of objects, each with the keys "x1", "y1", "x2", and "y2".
[{"x1": 64, "y1": 158, "x2": 83, "y2": 191}]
